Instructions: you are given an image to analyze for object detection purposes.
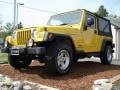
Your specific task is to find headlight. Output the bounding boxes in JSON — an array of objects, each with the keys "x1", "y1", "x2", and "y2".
[
  {"x1": 12, "y1": 32, "x2": 17, "y2": 39},
  {"x1": 4, "y1": 40, "x2": 8, "y2": 47},
  {"x1": 27, "y1": 39, "x2": 34, "y2": 47},
  {"x1": 31, "y1": 29, "x2": 37, "y2": 38}
]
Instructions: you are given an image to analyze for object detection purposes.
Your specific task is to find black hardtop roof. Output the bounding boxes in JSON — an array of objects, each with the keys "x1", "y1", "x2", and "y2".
[{"x1": 81, "y1": 9, "x2": 110, "y2": 22}]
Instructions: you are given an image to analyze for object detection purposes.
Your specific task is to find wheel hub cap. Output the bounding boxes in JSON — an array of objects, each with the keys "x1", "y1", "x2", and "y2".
[
  {"x1": 107, "y1": 49, "x2": 112, "y2": 62},
  {"x1": 57, "y1": 50, "x2": 70, "y2": 70}
]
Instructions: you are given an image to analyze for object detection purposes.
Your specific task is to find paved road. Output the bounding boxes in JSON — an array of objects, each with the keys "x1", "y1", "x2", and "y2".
[
  {"x1": 112, "y1": 84, "x2": 120, "y2": 90},
  {"x1": 112, "y1": 59, "x2": 120, "y2": 65},
  {"x1": 111, "y1": 60, "x2": 120, "y2": 90}
]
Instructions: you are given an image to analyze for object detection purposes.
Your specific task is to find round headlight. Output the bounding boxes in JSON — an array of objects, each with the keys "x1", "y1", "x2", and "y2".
[
  {"x1": 12, "y1": 32, "x2": 17, "y2": 39},
  {"x1": 28, "y1": 39, "x2": 34, "y2": 47},
  {"x1": 31, "y1": 29, "x2": 37, "y2": 38},
  {"x1": 4, "y1": 40, "x2": 8, "y2": 47}
]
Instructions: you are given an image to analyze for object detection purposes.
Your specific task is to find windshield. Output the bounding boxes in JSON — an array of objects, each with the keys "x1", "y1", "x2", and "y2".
[{"x1": 47, "y1": 10, "x2": 82, "y2": 25}]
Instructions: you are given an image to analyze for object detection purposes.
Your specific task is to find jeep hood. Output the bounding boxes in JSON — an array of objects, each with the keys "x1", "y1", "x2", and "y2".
[{"x1": 39, "y1": 25, "x2": 80, "y2": 35}]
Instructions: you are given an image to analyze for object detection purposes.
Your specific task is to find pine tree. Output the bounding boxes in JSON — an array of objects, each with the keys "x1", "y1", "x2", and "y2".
[{"x1": 97, "y1": 5, "x2": 108, "y2": 17}]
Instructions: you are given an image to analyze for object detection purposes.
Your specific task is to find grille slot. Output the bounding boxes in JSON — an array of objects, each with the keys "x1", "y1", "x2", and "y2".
[{"x1": 17, "y1": 30, "x2": 31, "y2": 45}]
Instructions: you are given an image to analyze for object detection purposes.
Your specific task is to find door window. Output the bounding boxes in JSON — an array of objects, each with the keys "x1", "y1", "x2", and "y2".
[{"x1": 85, "y1": 13, "x2": 96, "y2": 29}]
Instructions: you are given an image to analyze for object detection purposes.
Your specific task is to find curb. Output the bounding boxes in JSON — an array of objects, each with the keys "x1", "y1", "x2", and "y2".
[
  {"x1": 0, "y1": 62, "x2": 9, "y2": 66},
  {"x1": 92, "y1": 74, "x2": 120, "y2": 90},
  {"x1": 110, "y1": 74, "x2": 120, "y2": 83},
  {"x1": 24, "y1": 80, "x2": 59, "y2": 90},
  {"x1": 0, "y1": 74, "x2": 59, "y2": 90},
  {"x1": 0, "y1": 62, "x2": 8, "y2": 64}
]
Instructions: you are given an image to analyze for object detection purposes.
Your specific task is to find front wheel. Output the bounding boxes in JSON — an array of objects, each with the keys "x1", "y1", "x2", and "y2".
[
  {"x1": 100, "y1": 46, "x2": 113, "y2": 65},
  {"x1": 45, "y1": 43, "x2": 73, "y2": 75},
  {"x1": 8, "y1": 54, "x2": 32, "y2": 69}
]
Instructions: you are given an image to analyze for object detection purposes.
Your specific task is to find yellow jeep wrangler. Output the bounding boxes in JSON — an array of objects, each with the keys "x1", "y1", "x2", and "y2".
[{"x1": 1, "y1": 9, "x2": 114, "y2": 75}]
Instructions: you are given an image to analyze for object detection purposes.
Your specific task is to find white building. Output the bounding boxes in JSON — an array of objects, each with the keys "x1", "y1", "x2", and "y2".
[{"x1": 106, "y1": 17, "x2": 120, "y2": 60}]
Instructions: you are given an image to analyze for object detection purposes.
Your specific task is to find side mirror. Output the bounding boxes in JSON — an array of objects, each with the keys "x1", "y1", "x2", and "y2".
[{"x1": 87, "y1": 18, "x2": 94, "y2": 26}]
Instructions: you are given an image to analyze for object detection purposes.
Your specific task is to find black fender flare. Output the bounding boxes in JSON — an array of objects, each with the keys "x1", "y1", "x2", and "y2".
[
  {"x1": 45, "y1": 33, "x2": 76, "y2": 52},
  {"x1": 101, "y1": 39, "x2": 113, "y2": 52}
]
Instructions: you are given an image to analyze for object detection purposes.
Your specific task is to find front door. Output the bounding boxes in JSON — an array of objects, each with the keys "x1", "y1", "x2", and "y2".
[{"x1": 82, "y1": 13, "x2": 98, "y2": 52}]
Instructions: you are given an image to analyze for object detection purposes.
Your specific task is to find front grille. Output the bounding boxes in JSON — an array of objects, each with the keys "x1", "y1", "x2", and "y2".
[{"x1": 17, "y1": 30, "x2": 31, "y2": 45}]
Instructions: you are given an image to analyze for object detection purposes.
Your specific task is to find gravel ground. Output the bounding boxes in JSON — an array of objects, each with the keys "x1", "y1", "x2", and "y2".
[{"x1": 0, "y1": 59, "x2": 120, "y2": 90}]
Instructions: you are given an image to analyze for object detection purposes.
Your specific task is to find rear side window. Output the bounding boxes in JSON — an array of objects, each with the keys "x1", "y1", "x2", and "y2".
[
  {"x1": 99, "y1": 18, "x2": 110, "y2": 32},
  {"x1": 98, "y1": 18, "x2": 112, "y2": 36}
]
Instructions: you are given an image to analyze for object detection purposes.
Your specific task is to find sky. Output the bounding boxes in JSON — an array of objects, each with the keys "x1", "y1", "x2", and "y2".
[{"x1": 0, "y1": 0, "x2": 120, "y2": 27}]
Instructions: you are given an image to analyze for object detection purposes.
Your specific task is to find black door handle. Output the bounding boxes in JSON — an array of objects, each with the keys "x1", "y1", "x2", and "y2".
[{"x1": 94, "y1": 30, "x2": 97, "y2": 34}]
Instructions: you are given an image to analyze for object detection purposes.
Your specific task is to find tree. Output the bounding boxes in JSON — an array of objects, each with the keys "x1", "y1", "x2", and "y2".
[
  {"x1": 17, "y1": 22, "x2": 23, "y2": 29},
  {"x1": 0, "y1": 21, "x2": 2, "y2": 31},
  {"x1": 4, "y1": 22, "x2": 14, "y2": 33},
  {"x1": 0, "y1": 31, "x2": 7, "y2": 38},
  {"x1": 0, "y1": 15, "x2": 3, "y2": 31},
  {"x1": 97, "y1": 5, "x2": 108, "y2": 17},
  {"x1": 0, "y1": 22, "x2": 24, "y2": 38}
]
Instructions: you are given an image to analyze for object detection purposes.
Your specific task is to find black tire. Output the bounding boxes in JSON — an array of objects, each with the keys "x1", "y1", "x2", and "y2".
[
  {"x1": 73, "y1": 54, "x2": 85, "y2": 63},
  {"x1": 100, "y1": 45, "x2": 113, "y2": 65},
  {"x1": 8, "y1": 54, "x2": 32, "y2": 69},
  {"x1": 45, "y1": 43, "x2": 73, "y2": 75},
  {"x1": 73, "y1": 55, "x2": 79, "y2": 63}
]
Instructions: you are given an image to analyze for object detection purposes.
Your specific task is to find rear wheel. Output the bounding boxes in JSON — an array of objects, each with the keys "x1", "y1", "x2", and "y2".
[
  {"x1": 100, "y1": 45, "x2": 113, "y2": 65},
  {"x1": 45, "y1": 43, "x2": 73, "y2": 75},
  {"x1": 8, "y1": 54, "x2": 32, "y2": 69}
]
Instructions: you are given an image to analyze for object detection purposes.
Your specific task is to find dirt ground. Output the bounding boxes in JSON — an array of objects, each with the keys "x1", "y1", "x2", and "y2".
[{"x1": 0, "y1": 59, "x2": 120, "y2": 90}]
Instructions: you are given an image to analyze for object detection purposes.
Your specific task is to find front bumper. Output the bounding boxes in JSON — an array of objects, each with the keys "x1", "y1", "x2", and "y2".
[
  {"x1": 27, "y1": 47, "x2": 46, "y2": 55},
  {"x1": 0, "y1": 47, "x2": 46, "y2": 55}
]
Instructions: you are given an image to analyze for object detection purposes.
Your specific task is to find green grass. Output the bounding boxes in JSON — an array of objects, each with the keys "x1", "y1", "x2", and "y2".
[{"x1": 0, "y1": 53, "x2": 8, "y2": 63}]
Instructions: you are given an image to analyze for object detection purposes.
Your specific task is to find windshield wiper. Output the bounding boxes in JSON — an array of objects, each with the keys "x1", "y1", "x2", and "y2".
[{"x1": 59, "y1": 23, "x2": 68, "y2": 25}]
